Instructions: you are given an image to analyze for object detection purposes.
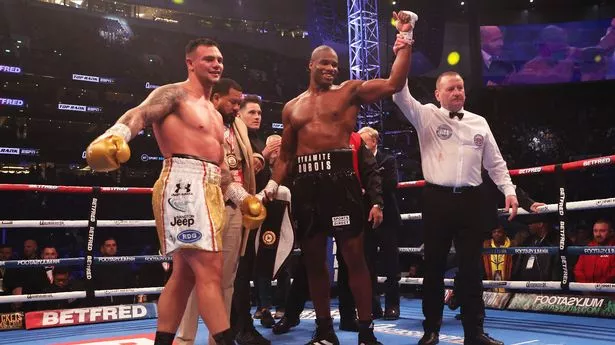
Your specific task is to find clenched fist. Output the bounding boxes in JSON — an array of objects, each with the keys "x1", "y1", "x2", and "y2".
[
  {"x1": 241, "y1": 195, "x2": 267, "y2": 230},
  {"x1": 86, "y1": 134, "x2": 131, "y2": 172}
]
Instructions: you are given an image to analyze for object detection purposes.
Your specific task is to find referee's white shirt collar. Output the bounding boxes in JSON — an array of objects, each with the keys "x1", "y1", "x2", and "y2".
[{"x1": 440, "y1": 106, "x2": 465, "y2": 118}]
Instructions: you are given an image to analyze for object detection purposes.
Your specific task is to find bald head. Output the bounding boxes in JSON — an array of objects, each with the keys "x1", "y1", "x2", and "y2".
[
  {"x1": 480, "y1": 26, "x2": 504, "y2": 56},
  {"x1": 309, "y1": 45, "x2": 339, "y2": 88},
  {"x1": 436, "y1": 71, "x2": 462, "y2": 89},
  {"x1": 480, "y1": 26, "x2": 502, "y2": 41},
  {"x1": 311, "y1": 45, "x2": 337, "y2": 62}
]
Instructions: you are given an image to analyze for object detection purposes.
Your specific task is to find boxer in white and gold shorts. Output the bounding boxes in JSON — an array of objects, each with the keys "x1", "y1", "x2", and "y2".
[{"x1": 152, "y1": 155, "x2": 226, "y2": 254}]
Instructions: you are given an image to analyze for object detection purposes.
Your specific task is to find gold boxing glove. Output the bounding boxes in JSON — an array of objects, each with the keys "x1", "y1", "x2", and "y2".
[
  {"x1": 240, "y1": 195, "x2": 267, "y2": 230},
  {"x1": 86, "y1": 124, "x2": 132, "y2": 172}
]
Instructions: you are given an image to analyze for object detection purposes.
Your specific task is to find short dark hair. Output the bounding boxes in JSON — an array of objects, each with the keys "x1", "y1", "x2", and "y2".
[
  {"x1": 40, "y1": 244, "x2": 57, "y2": 252},
  {"x1": 595, "y1": 218, "x2": 613, "y2": 230},
  {"x1": 185, "y1": 38, "x2": 219, "y2": 55},
  {"x1": 436, "y1": 71, "x2": 462, "y2": 88},
  {"x1": 212, "y1": 78, "x2": 243, "y2": 97},
  {"x1": 240, "y1": 94, "x2": 262, "y2": 109},
  {"x1": 100, "y1": 237, "x2": 117, "y2": 246}
]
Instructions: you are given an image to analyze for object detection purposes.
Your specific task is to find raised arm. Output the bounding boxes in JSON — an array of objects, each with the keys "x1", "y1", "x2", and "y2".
[
  {"x1": 352, "y1": 11, "x2": 416, "y2": 104},
  {"x1": 352, "y1": 45, "x2": 412, "y2": 104},
  {"x1": 86, "y1": 84, "x2": 185, "y2": 172}
]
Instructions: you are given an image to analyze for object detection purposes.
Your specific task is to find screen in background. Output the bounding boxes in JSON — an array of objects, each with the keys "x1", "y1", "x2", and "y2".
[{"x1": 480, "y1": 18, "x2": 615, "y2": 86}]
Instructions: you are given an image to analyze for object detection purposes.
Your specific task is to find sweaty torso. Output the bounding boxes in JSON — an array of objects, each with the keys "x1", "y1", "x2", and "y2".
[
  {"x1": 288, "y1": 83, "x2": 359, "y2": 155},
  {"x1": 153, "y1": 88, "x2": 224, "y2": 164}
]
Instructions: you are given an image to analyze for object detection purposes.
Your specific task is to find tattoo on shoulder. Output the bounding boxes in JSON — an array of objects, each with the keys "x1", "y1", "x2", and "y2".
[{"x1": 142, "y1": 85, "x2": 187, "y2": 125}]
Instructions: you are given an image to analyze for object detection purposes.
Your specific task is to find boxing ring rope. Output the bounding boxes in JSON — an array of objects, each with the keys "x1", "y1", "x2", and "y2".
[
  {"x1": 0, "y1": 195, "x2": 612, "y2": 226},
  {"x1": 0, "y1": 154, "x2": 614, "y2": 305},
  {"x1": 396, "y1": 154, "x2": 615, "y2": 189},
  {"x1": 400, "y1": 197, "x2": 615, "y2": 221}
]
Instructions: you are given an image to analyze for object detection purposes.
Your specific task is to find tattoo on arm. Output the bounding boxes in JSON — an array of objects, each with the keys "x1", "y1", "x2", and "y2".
[{"x1": 117, "y1": 84, "x2": 186, "y2": 131}]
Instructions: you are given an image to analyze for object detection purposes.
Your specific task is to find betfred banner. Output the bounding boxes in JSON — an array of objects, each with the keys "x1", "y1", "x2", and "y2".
[
  {"x1": 25, "y1": 303, "x2": 157, "y2": 329},
  {"x1": 507, "y1": 293, "x2": 615, "y2": 317},
  {"x1": 0, "y1": 312, "x2": 24, "y2": 331}
]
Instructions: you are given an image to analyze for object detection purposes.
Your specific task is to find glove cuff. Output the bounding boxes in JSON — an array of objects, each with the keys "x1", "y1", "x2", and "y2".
[
  {"x1": 105, "y1": 123, "x2": 132, "y2": 143},
  {"x1": 265, "y1": 179, "x2": 279, "y2": 193},
  {"x1": 225, "y1": 182, "x2": 249, "y2": 206}
]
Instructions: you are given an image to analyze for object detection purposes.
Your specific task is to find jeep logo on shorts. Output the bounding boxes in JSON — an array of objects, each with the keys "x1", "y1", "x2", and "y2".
[
  {"x1": 177, "y1": 230, "x2": 202, "y2": 243},
  {"x1": 170, "y1": 216, "x2": 195, "y2": 227}
]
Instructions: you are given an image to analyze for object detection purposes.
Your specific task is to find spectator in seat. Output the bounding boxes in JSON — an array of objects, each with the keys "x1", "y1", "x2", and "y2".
[
  {"x1": 92, "y1": 237, "x2": 134, "y2": 306},
  {"x1": 37, "y1": 266, "x2": 83, "y2": 311},
  {"x1": 574, "y1": 219, "x2": 615, "y2": 284},
  {"x1": 512, "y1": 215, "x2": 564, "y2": 283},
  {"x1": 482, "y1": 226, "x2": 513, "y2": 292}
]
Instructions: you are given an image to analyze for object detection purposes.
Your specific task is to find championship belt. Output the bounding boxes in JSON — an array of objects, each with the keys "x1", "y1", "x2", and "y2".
[{"x1": 254, "y1": 187, "x2": 295, "y2": 279}]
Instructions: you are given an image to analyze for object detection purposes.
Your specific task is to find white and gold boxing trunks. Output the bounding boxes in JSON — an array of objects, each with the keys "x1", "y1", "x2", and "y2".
[{"x1": 152, "y1": 155, "x2": 225, "y2": 255}]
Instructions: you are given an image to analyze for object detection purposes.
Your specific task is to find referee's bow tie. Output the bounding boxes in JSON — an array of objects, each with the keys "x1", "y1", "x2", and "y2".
[{"x1": 449, "y1": 111, "x2": 464, "y2": 120}]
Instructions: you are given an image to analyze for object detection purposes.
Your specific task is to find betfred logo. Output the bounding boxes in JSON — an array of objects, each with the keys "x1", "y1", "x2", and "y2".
[
  {"x1": 0, "y1": 65, "x2": 22, "y2": 74},
  {"x1": 517, "y1": 167, "x2": 542, "y2": 175},
  {"x1": 583, "y1": 157, "x2": 611, "y2": 167},
  {"x1": 26, "y1": 304, "x2": 156, "y2": 329},
  {"x1": 0, "y1": 98, "x2": 24, "y2": 106}
]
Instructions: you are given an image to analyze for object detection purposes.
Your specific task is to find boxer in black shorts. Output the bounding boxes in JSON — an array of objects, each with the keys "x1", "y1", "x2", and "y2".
[
  {"x1": 293, "y1": 149, "x2": 364, "y2": 240},
  {"x1": 259, "y1": 11, "x2": 414, "y2": 345}
]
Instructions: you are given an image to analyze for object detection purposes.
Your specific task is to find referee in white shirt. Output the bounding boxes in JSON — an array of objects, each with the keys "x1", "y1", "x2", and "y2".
[{"x1": 392, "y1": 38, "x2": 518, "y2": 345}]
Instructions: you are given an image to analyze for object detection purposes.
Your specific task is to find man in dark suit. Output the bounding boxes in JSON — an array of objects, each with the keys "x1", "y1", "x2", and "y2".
[
  {"x1": 359, "y1": 126, "x2": 402, "y2": 320},
  {"x1": 480, "y1": 26, "x2": 515, "y2": 86}
]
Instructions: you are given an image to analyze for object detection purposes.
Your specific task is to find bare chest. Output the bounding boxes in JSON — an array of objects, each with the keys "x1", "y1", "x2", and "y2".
[
  {"x1": 177, "y1": 99, "x2": 224, "y2": 142},
  {"x1": 290, "y1": 92, "x2": 356, "y2": 130}
]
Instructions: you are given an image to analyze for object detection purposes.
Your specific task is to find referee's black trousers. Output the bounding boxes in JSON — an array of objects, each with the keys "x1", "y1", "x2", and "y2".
[{"x1": 421, "y1": 184, "x2": 485, "y2": 336}]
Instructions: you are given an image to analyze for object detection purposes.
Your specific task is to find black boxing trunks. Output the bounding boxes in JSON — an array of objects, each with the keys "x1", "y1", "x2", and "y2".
[{"x1": 292, "y1": 149, "x2": 364, "y2": 240}]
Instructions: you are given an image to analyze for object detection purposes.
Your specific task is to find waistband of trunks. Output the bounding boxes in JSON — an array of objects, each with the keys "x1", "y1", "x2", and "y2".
[
  {"x1": 163, "y1": 155, "x2": 221, "y2": 185},
  {"x1": 295, "y1": 149, "x2": 354, "y2": 175}
]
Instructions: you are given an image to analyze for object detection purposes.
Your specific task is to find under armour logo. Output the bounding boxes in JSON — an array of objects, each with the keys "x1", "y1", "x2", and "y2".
[{"x1": 175, "y1": 183, "x2": 191, "y2": 194}]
